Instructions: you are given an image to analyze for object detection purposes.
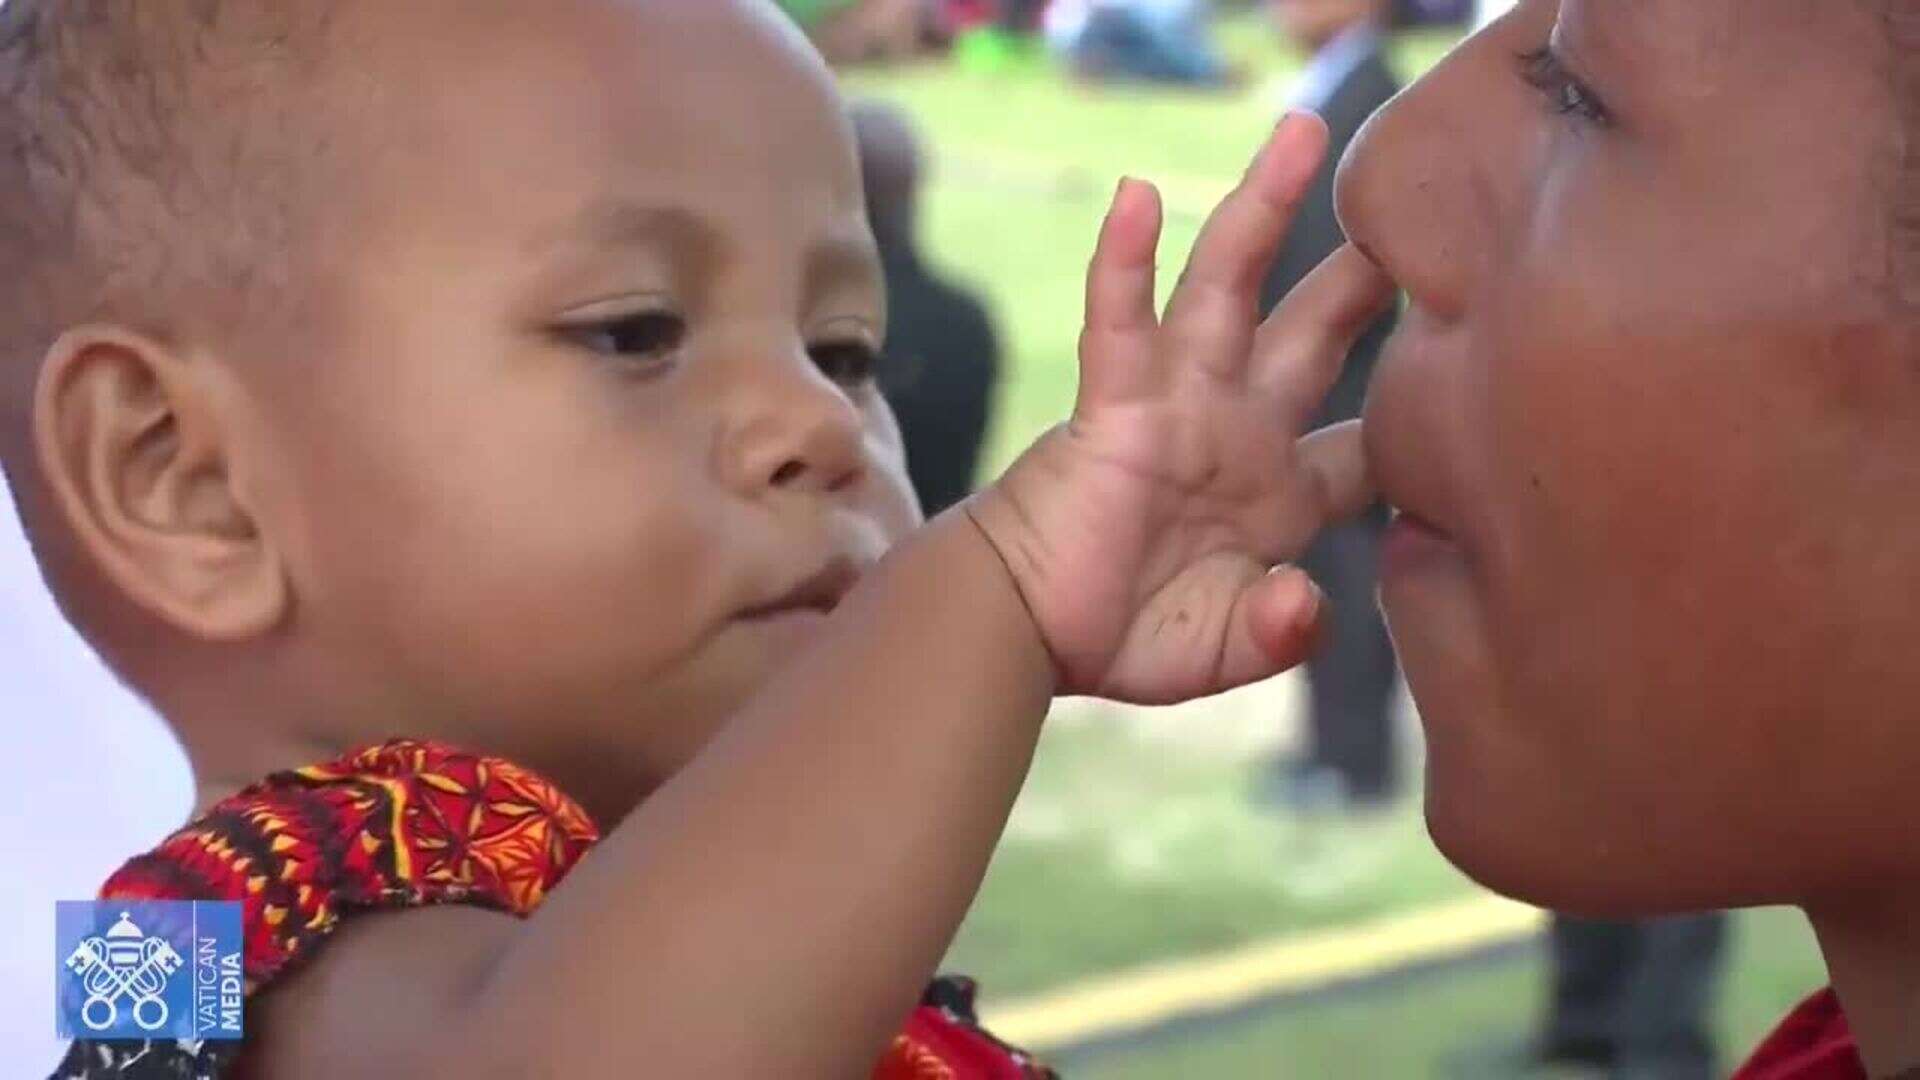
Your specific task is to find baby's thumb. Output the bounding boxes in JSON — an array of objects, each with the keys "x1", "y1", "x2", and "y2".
[{"x1": 1225, "y1": 566, "x2": 1326, "y2": 685}]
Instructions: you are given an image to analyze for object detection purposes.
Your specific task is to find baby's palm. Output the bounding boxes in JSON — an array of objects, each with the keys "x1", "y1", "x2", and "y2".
[{"x1": 972, "y1": 117, "x2": 1393, "y2": 703}]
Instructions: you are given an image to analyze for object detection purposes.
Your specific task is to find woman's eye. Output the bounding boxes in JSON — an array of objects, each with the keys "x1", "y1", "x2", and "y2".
[
  {"x1": 1518, "y1": 47, "x2": 1611, "y2": 128},
  {"x1": 809, "y1": 340, "x2": 880, "y2": 387},
  {"x1": 563, "y1": 311, "x2": 687, "y2": 365}
]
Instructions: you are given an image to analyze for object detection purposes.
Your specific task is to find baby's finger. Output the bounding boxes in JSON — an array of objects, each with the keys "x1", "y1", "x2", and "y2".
[
  {"x1": 1253, "y1": 245, "x2": 1397, "y2": 426},
  {"x1": 1220, "y1": 567, "x2": 1326, "y2": 685},
  {"x1": 1297, "y1": 420, "x2": 1375, "y2": 526},
  {"x1": 1079, "y1": 178, "x2": 1164, "y2": 407},
  {"x1": 1158, "y1": 114, "x2": 1328, "y2": 381}
]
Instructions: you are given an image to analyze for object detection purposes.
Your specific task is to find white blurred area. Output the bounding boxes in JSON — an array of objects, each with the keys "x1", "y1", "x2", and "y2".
[
  {"x1": 1, "y1": 474, "x2": 192, "y2": 1072},
  {"x1": 1477, "y1": 0, "x2": 1517, "y2": 27},
  {"x1": 0, "y1": 0, "x2": 184, "y2": 1068}
]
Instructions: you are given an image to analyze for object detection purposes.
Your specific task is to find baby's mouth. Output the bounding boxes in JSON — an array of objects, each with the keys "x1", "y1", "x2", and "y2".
[{"x1": 738, "y1": 558, "x2": 861, "y2": 620}]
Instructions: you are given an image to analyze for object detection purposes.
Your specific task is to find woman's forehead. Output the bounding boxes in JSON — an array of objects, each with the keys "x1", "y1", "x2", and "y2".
[{"x1": 1565, "y1": 0, "x2": 1879, "y2": 92}]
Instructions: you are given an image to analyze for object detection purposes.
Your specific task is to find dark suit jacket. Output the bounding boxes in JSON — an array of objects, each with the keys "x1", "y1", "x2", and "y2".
[
  {"x1": 875, "y1": 245, "x2": 1002, "y2": 517},
  {"x1": 1260, "y1": 40, "x2": 1401, "y2": 429}
]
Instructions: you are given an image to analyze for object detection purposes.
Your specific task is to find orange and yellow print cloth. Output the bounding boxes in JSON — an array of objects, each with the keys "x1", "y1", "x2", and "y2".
[{"x1": 53, "y1": 738, "x2": 1051, "y2": 1080}]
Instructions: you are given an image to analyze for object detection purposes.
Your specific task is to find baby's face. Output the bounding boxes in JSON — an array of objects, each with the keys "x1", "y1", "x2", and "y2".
[
  {"x1": 1348, "y1": 0, "x2": 1920, "y2": 911},
  {"x1": 240, "y1": 0, "x2": 918, "y2": 812}
]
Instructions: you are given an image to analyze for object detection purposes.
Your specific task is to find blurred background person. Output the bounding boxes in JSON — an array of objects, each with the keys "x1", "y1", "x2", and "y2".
[
  {"x1": 999, "y1": 0, "x2": 1047, "y2": 32},
  {"x1": 1258, "y1": 0, "x2": 1401, "y2": 812},
  {"x1": 853, "y1": 101, "x2": 1004, "y2": 516},
  {"x1": 1044, "y1": 0, "x2": 1232, "y2": 88},
  {"x1": 1454, "y1": 913, "x2": 1730, "y2": 1080},
  {"x1": 810, "y1": 0, "x2": 935, "y2": 65},
  {"x1": 1539, "y1": 915, "x2": 1728, "y2": 1080},
  {"x1": 1390, "y1": 0, "x2": 1475, "y2": 27}
]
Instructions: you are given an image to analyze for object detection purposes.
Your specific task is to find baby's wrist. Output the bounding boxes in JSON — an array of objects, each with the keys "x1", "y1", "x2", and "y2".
[{"x1": 957, "y1": 485, "x2": 1061, "y2": 689}]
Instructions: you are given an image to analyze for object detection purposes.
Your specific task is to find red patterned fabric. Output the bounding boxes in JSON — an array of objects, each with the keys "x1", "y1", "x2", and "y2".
[
  {"x1": 876, "y1": 977, "x2": 1052, "y2": 1080},
  {"x1": 1732, "y1": 989, "x2": 1867, "y2": 1080},
  {"x1": 59, "y1": 738, "x2": 1051, "y2": 1080},
  {"x1": 99, "y1": 738, "x2": 600, "y2": 992}
]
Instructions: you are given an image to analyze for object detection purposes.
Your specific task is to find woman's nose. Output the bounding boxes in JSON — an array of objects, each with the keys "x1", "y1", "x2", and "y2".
[
  {"x1": 1334, "y1": 28, "x2": 1520, "y2": 321},
  {"x1": 720, "y1": 347, "x2": 868, "y2": 500}
]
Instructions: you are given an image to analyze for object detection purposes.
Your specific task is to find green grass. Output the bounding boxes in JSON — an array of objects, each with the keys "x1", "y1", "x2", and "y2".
[
  {"x1": 943, "y1": 698, "x2": 1477, "y2": 997},
  {"x1": 1067, "y1": 908, "x2": 1825, "y2": 1078}
]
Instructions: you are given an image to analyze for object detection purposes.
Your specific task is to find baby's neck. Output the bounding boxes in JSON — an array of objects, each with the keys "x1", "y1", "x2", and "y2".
[
  {"x1": 186, "y1": 728, "x2": 352, "y2": 818},
  {"x1": 170, "y1": 680, "x2": 671, "y2": 831},
  {"x1": 1810, "y1": 898, "x2": 1920, "y2": 1076}
]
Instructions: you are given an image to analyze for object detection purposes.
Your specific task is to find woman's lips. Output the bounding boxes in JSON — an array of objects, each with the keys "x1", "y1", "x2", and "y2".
[{"x1": 1381, "y1": 510, "x2": 1465, "y2": 577}]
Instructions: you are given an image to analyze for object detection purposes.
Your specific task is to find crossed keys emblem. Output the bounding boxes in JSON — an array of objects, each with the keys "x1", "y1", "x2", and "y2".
[{"x1": 65, "y1": 911, "x2": 184, "y2": 1032}]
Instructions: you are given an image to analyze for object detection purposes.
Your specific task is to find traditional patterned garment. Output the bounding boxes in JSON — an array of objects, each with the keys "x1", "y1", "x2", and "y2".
[
  {"x1": 1731, "y1": 989, "x2": 1866, "y2": 1080},
  {"x1": 52, "y1": 738, "x2": 1052, "y2": 1080}
]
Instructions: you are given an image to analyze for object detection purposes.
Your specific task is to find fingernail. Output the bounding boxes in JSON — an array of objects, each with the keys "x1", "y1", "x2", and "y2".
[
  {"x1": 1251, "y1": 118, "x2": 1295, "y2": 176},
  {"x1": 1284, "y1": 567, "x2": 1324, "y2": 623},
  {"x1": 1298, "y1": 579, "x2": 1327, "y2": 636},
  {"x1": 1270, "y1": 112, "x2": 1298, "y2": 147}
]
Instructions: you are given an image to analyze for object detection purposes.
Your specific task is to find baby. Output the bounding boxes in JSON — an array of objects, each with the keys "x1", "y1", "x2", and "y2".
[{"x1": 2, "y1": 1, "x2": 1386, "y2": 1076}]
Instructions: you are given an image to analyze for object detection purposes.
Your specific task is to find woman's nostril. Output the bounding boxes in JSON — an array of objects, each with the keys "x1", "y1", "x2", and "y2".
[
  {"x1": 770, "y1": 460, "x2": 804, "y2": 487},
  {"x1": 827, "y1": 464, "x2": 862, "y2": 494}
]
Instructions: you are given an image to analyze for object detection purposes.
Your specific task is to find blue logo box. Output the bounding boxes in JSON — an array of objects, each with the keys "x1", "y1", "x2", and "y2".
[{"x1": 56, "y1": 901, "x2": 245, "y2": 1042}]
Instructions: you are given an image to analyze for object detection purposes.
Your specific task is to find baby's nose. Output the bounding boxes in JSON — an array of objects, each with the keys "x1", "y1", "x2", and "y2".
[{"x1": 721, "y1": 353, "x2": 868, "y2": 500}]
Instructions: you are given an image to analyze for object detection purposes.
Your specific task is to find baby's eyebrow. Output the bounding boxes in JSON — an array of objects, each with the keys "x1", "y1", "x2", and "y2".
[
  {"x1": 536, "y1": 199, "x2": 728, "y2": 275},
  {"x1": 804, "y1": 231, "x2": 884, "y2": 314}
]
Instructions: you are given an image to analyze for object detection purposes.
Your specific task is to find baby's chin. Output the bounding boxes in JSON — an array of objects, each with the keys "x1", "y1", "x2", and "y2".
[{"x1": 525, "y1": 618, "x2": 835, "y2": 817}]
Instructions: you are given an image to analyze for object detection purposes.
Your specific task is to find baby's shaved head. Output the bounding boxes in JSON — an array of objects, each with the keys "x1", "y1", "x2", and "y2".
[
  {"x1": 0, "y1": 0, "x2": 347, "y2": 464},
  {"x1": 0, "y1": 0, "x2": 915, "y2": 822}
]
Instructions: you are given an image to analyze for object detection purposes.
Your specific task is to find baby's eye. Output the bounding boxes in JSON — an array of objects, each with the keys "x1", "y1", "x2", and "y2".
[
  {"x1": 561, "y1": 311, "x2": 687, "y2": 370},
  {"x1": 809, "y1": 339, "x2": 880, "y2": 387},
  {"x1": 1517, "y1": 47, "x2": 1611, "y2": 128}
]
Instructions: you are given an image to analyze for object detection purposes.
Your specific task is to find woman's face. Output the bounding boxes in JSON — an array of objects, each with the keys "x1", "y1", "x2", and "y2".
[{"x1": 1346, "y1": 0, "x2": 1920, "y2": 913}]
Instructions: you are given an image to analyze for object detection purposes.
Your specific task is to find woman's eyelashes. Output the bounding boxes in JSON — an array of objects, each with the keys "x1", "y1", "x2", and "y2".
[{"x1": 1518, "y1": 46, "x2": 1611, "y2": 128}]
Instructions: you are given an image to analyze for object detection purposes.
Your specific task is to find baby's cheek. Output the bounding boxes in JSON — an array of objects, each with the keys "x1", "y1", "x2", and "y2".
[{"x1": 373, "y1": 470, "x2": 717, "y2": 703}]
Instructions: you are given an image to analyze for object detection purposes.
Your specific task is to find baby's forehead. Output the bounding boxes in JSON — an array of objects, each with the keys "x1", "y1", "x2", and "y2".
[
  {"x1": 345, "y1": 2, "x2": 863, "y2": 243},
  {"x1": 354, "y1": 1, "x2": 850, "y2": 166}
]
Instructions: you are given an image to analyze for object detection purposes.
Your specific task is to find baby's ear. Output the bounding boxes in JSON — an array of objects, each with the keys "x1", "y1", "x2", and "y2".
[{"x1": 32, "y1": 325, "x2": 288, "y2": 640}]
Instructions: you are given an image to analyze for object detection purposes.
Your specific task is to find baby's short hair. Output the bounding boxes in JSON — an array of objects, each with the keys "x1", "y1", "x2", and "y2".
[{"x1": 0, "y1": 0, "x2": 339, "y2": 452}]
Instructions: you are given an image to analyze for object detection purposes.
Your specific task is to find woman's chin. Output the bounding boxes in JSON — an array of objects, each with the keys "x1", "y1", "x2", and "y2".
[{"x1": 1421, "y1": 764, "x2": 1733, "y2": 919}]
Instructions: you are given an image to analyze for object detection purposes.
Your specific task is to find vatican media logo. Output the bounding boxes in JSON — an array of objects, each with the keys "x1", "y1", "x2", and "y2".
[{"x1": 56, "y1": 901, "x2": 244, "y2": 1042}]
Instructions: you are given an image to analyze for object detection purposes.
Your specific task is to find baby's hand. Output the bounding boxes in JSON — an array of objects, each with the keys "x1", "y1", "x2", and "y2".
[{"x1": 969, "y1": 114, "x2": 1394, "y2": 704}]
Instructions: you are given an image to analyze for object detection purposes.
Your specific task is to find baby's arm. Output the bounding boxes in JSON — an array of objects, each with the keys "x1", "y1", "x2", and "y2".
[{"x1": 250, "y1": 114, "x2": 1394, "y2": 1078}]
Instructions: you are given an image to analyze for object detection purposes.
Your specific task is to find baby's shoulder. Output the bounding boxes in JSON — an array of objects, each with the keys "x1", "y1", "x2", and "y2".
[
  {"x1": 106, "y1": 738, "x2": 601, "y2": 990},
  {"x1": 52, "y1": 739, "x2": 600, "y2": 1079}
]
